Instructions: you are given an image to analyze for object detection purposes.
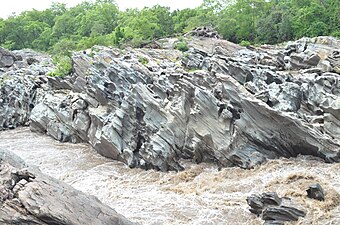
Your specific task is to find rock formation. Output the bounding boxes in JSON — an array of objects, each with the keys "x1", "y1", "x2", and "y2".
[
  {"x1": 0, "y1": 47, "x2": 53, "y2": 130},
  {"x1": 0, "y1": 35, "x2": 339, "y2": 171},
  {"x1": 247, "y1": 192, "x2": 306, "y2": 224},
  {"x1": 0, "y1": 149, "x2": 135, "y2": 225}
]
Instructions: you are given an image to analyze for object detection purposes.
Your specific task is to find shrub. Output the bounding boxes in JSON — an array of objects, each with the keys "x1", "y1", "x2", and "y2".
[
  {"x1": 175, "y1": 40, "x2": 189, "y2": 52},
  {"x1": 48, "y1": 55, "x2": 73, "y2": 78},
  {"x1": 240, "y1": 40, "x2": 251, "y2": 47},
  {"x1": 138, "y1": 56, "x2": 148, "y2": 65}
]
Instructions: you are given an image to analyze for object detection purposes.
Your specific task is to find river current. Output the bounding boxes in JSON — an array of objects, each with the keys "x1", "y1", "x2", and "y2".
[{"x1": 0, "y1": 128, "x2": 339, "y2": 225}]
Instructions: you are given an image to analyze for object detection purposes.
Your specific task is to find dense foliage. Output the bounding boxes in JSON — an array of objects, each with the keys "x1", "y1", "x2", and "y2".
[{"x1": 0, "y1": 0, "x2": 339, "y2": 54}]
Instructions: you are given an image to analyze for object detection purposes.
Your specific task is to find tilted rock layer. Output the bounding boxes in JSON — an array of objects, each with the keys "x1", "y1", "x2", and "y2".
[
  {"x1": 1, "y1": 36, "x2": 340, "y2": 171},
  {"x1": 0, "y1": 150, "x2": 134, "y2": 225}
]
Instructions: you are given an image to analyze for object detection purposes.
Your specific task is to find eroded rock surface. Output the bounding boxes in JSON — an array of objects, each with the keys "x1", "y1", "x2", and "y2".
[
  {"x1": 1, "y1": 35, "x2": 340, "y2": 171},
  {"x1": 0, "y1": 149, "x2": 135, "y2": 225}
]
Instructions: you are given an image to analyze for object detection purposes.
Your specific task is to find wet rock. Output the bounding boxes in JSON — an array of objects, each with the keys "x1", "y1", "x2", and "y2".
[
  {"x1": 263, "y1": 221, "x2": 284, "y2": 225},
  {"x1": 290, "y1": 51, "x2": 321, "y2": 69},
  {"x1": 262, "y1": 192, "x2": 282, "y2": 205},
  {"x1": 247, "y1": 192, "x2": 305, "y2": 224},
  {"x1": 306, "y1": 183, "x2": 325, "y2": 201},
  {"x1": 262, "y1": 206, "x2": 306, "y2": 222},
  {"x1": 278, "y1": 36, "x2": 340, "y2": 72},
  {"x1": 246, "y1": 194, "x2": 265, "y2": 215},
  {"x1": 0, "y1": 149, "x2": 135, "y2": 225},
  {"x1": 246, "y1": 192, "x2": 281, "y2": 215}
]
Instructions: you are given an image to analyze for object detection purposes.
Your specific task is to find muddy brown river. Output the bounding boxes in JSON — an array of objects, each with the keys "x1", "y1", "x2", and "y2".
[{"x1": 0, "y1": 128, "x2": 339, "y2": 224}]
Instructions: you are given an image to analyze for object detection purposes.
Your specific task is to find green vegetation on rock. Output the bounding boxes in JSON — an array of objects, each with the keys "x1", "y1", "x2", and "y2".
[
  {"x1": 48, "y1": 55, "x2": 72, "y2": 78},
  {"x1": 138, "y1": 56, "x2": 149, "y2": 65},
  {"x1": 240, "y1": 40, "x2": 251, "y2": 47},
  {"x1": 175, "y1": 39, "x2": 189, "y2": 52},
  {"x1": 0, "y1": 0, "x2": 338, "y2": 53}
]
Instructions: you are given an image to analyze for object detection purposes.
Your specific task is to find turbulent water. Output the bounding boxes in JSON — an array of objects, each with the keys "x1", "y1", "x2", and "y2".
[{"x1": 0, "y1": 128, "x2": 339, "y2": 225}]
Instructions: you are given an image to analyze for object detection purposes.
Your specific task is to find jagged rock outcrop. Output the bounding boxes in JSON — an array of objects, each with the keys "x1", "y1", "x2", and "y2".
[
  {"x1": 1, "y1": 35, "x2": 340, "y2": 171},
  {"x1": 0, "y1": 149, "x2": 135, "y2": 225},
  {"x1": 247, "y1": 192, "x2": 306, "y2": 224},
  {"x1": 0, "y1": 48, "x2": 53, "y2": 130}
]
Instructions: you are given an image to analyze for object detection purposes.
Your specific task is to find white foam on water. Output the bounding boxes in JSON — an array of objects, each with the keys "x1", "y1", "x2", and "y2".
[{"x1": 1, "y1": 128, "x2": 339, "y2": 225}]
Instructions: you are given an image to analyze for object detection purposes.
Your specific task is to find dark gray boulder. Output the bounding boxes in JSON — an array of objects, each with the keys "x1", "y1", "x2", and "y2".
[
  {"x1": 247, "y1": 192, "x2": 305, "y2": 224},
  {"x1": 262, "y1": 206, "x2": 306, "y2": 222},
  {"x1": 306, "y1": 183, "x2": 325, "y2": 201}
]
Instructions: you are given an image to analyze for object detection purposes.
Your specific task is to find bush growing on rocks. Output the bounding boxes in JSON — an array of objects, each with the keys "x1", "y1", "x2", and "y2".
[
  {"x1": 48, "y1": 55, "x2": 73, "y2": 78},
  {"x1": 240, "y1": 40, "x2": 251, "y2": 47},
  {"x1": 175, "y1": 39, "x2": 189, "y2": 52}
]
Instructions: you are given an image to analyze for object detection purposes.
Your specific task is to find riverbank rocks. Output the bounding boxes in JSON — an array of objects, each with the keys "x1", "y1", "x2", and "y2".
[
  {"x1": 247, "y1": 192, "x2": 306, "y2": 224},
  {"x1": 0, "y1": 48, "x2": 53, "y2": 130},
  {"x1": 1, "y1": 35, "x2": 340, "y2": 171},
  {"x1": 0, "y1": 149, "x2": 135, "y2": 225}
]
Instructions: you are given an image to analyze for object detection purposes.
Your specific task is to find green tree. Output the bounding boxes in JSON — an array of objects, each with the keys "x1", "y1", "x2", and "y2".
[{"x1": 255, "y1": 3, "x2": 293, "y2": 44}]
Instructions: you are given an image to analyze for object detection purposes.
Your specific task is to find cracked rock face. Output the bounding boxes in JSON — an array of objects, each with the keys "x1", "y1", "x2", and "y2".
[
  {"x1": 0, "y1": 49, "x2": 53, "y2": 130},
  {"x1": 1, "y1": 36, "x2": 340, "y2": 171},
  {"x1": 0, "y1": 150, "x2": 135, "y2": 225}
]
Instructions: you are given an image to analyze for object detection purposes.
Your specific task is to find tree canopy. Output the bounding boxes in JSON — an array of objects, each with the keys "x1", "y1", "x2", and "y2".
[{"x1": 0, "y1": 0, "x2": 339, "y2": 54}]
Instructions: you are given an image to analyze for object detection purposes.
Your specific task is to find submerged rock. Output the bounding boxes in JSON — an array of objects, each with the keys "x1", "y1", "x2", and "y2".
[
  {"x1": 0, "y1": 149, "x2": 135, "y2": 225},
  {"x1": 306, "y1": 183, "x2": 325, "y2": 201},
  {"x1": 1, "y1": 35, "x2": 340, "y2": 171}
]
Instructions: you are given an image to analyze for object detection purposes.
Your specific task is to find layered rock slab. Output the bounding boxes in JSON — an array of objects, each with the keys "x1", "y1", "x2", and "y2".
[{"x1": 0, "y1": 149, "x2": 135, "y2": 225}]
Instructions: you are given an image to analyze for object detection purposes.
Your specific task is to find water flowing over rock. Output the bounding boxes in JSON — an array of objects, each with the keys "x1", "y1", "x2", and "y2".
[
  {"x1": 1, "y1": 36, "x2": 340, "y2": 171},
  {"x1": 0, "y1": 149, "x2": 135, "y2": 225},
  {"x1": 247, "y1": 192, "x2": 306, "y2": 224}
]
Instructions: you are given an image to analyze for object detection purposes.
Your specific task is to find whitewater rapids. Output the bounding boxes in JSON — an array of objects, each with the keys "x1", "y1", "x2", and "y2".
[{"x1": 0, "y1": 128, "x2": 339, "y2": 225}]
